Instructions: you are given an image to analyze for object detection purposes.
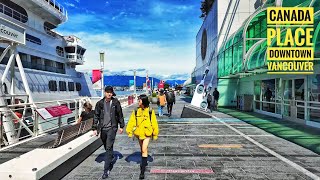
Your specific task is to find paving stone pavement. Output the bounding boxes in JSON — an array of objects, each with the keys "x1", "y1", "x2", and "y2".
[{"x1": 62, "y1": 96, "x2": 320, "y2": 180}]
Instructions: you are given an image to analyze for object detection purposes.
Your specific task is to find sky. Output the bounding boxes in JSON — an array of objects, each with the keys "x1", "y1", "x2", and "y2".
[{"x1": 57, "y1": 0, "x2": 202, "y2": 80}]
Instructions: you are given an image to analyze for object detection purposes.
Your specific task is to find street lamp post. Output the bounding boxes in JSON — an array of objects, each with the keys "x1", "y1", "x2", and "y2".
[
  {"x1": 99, "y1": 51, "x2": 105, "y2": 97},
  {"x1": 133, "y1": 70, "x2": 136, "y2": 97},
  {"x1": 129, "y1": 68, "x2": 146, "y2": 100}
]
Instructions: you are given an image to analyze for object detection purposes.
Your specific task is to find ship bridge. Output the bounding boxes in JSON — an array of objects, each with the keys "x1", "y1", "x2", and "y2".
[
  {"x1": 14, "y1": 0, "x2": 67, "y2": 25},
  {"x1": 63, "y1": 36, "x2": 86, "y2": 65}
]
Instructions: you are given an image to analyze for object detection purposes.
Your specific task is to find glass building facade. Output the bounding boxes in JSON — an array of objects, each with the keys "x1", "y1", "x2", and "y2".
[{"x1": 192, "y1": 0, "x2": 320, "y2": 127}]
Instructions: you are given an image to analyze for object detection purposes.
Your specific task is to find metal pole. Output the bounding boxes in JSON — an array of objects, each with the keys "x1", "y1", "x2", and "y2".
[
  {"x1": 101, "y1": 68, "x2": 104, "y2": 97},
  {"x1": 146, "y1": 70, "x2": 148, "y2": 94},
  {"x1": 0, "y1": 112, "x2": 3, "y2": 148},
  {"x1": 134, "y1": 70, "x2": 136, "y2": 97},
  {"x1": 100, "y1": 52, "x2": 105, "y2": 97}
]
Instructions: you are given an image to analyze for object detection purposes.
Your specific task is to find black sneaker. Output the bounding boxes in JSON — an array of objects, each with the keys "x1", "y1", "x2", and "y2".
[
  {"x1": 102, "y1": 170, "x2": 110, "y2": 179},
  {"x1": 139, "y1": 172, "x2": 145, "y2": 179}
]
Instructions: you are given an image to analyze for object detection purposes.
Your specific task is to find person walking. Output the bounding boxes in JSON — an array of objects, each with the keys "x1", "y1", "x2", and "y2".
[
  {"x1": 77, "y1": 102, "x2": 94, "y2": 124},
  {"x1": 264, "y1": 87, "x2": 272, "y2": 111},
  {"x1": 207, "y1": 92, "x2": 213, "y2": 112},
  {"x1": 212, "y1": 88, "x2": 220, "y2": 110},
  {"x1": 92, "y1": 86, "x2": 125, "y2": 179},
  {"x1": 157, "y1": 89, "x2": 166, "y2": 116},
  {"x1": 126, "y1": 94, "x2": 159, "y2": 179},
  {"x1": 166, "y1": 89, "x2": 175, "y2": 117}
]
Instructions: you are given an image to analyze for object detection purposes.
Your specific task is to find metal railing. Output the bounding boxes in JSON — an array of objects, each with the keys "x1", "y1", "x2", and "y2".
[
  {"x1": 42, "y1": 0, "x2": 66, "y2": 16},
  {"x1": 44, "y1": 25, "x2": 59, "y2": 38},
  {"x1": 0, "y1": 94, "x2": 135, "y2": 149},
  {"x1": 254, "y1": 99, "x2": 320, "y2": 120}
]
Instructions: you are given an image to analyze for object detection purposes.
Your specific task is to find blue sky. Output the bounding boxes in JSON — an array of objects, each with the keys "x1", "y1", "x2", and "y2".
[{"x1": 57, "y1": 0, "x2": 202, "y2": 80}]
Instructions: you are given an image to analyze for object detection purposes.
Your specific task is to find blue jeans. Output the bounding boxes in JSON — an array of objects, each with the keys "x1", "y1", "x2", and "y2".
[{"x1": 158, "y1": 105, "x2": 164, "y2": 116}]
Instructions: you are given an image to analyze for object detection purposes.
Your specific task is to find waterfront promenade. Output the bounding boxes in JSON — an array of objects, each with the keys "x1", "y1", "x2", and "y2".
[{"x1": 63, "y1": 96, "x2": 320, "y2": 180}]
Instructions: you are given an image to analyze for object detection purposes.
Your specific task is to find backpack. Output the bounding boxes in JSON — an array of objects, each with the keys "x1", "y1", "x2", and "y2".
[
  {"x1": 158, "y1": 95, "x2": 166, "y2": 106},
  {"x1": 207, "y1": 94, "x2": 212, "y2": 102},
  {"x1": 134, "y1": 108, "x2": 153, "y2": 122},
  {"x1": 166, "y1": 92, "x2": 174, "y2": 103}
]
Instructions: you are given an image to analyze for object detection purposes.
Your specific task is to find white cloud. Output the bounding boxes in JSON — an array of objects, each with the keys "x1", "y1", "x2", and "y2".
[
  {"x1": 64, "y1": 2, "x2": 75, "y2": 7},
  {"x1": 58, "y1": 31, "x2": 196, "y2": 76},
  {"x1": 75, "y1": 0, "x2": 80, "y2": 3},
  {"x1": 150, "y1": 2, "x2": 194, "y2": 16}
]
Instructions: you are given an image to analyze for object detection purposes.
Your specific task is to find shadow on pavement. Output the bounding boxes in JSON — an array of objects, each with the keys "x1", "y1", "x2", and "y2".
[
  {"x1": 125, "y1": 152, "x2": 154, "y2": 164},
  {"x1": 95, "y1": 151, "x2": 124, "y2": 170}
]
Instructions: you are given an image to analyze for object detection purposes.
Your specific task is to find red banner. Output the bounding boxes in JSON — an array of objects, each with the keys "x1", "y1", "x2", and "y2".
[
  {"x1": 92, "y1": 69, "x2": 101, "y2": 84},
  {"x1": 158, "y1": 80, "x2": 165, "y2": 89}
]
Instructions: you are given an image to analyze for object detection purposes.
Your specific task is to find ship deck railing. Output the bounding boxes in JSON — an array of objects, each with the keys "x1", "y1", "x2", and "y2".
[
  {"x1": 0, "y1": 94, "x2": 134, "y2": 149},
  {"x1": 42, "y1": 0, "x2": 66, "y2": 16}
]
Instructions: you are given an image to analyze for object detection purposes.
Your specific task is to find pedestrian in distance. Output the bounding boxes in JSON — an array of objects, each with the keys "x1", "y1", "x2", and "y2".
[
  {"x1": 212, "y1": 88, "x2": 220, "y2": 110},
  {"x1": 92, "y1": 86, "x2": 125, "y2": 179},
  {"x1": 207, "y1": 92, "x2": 213, "y2": 112},
  {"x1": 157, "y1": 89, "x2": 166, "y2": 117},
  {"x1": 166, "y1": 89, "x2": 175, "y2": 117},
  {"x1": 77, "y1": 102, "x2": 94, "y2": 124},
  {"x1": 264, "y1": 87, "x2": 272, "y2": 111},
  {"x1": 126, "y1": 94, "x2": 159, "y2": 179}
]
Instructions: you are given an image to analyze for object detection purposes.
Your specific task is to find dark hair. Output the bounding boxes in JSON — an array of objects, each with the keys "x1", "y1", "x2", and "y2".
[
  {"x1": 139, "y1": 94, "x2": 149, "y2": 108},
  {"x1": 83, "y1": 102, "x2": 92, "y2": 111}
]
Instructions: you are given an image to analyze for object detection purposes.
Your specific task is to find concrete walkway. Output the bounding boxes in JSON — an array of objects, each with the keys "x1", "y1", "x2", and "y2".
[{"x1": 63, "y1": 96, "x2": 320, "y2": 180}]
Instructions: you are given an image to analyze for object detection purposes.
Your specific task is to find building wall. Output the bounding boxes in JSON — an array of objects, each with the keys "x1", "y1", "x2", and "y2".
[
  {"x1": 194, "y1": 0, "x2": 262, "y2": 88},
  {"x1": 217, "y1": 78, "x2": 238, "y2": 106}
]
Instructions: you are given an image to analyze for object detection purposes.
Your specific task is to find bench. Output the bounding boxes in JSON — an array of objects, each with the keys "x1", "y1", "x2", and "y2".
[{"x1": 41, "y1": 118, "x2": 93, "y2": 148}]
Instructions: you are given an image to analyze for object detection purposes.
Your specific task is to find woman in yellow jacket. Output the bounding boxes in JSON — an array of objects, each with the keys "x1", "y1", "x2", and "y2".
[{"x1": 126, "y1": 94, "x2": 159, "y2": 179}]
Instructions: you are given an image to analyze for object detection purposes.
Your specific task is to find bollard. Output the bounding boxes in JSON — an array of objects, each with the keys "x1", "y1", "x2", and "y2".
[{"x1": 128, "y1": 96, "x2": 132, "y2": 105}]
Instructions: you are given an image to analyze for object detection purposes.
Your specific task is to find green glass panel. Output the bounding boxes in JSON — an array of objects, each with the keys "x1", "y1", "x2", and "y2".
[
  {"x1": 263, "y1": 0, "x2": 276, "y2": 7},
  {"x1": 313, "y1": 0, "x2": 320, "y2": 12},
  {"x1": 314, "y1": 15, "x2": 320, "y2": 59},
  {"x1": 282, "y1": 0, "x2": 312, "y2": 7},
  {"x1": 247, "y1": 40, "x2": 267, "y2": 70},
  {"x1": 232, "y1": 42, "x2": 242, "y2": 74}
]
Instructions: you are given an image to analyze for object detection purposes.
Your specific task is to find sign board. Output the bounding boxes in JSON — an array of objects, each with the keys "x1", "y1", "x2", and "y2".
[
  {"x1": 36, "y1": 105, "x2": 72, "y2": 120},
  {"x1": 0, "y1": 16, "x2": 25, "y2": 45},
  {"x1": 36, "y1": 108, "x2": 53, "y2": 120},
  {"x1": 151, "y1": 169, "x2": 214, "y2": 174},
  {"x1": 46, "y1": 105, "x2": 72, "y2": 117}
]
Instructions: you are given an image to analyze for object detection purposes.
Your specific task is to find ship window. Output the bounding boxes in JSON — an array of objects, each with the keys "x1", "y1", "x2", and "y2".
[
  {"x1": 80, "y1": 48, "x2": 86, "y2": 55},
  {"x1": 56, "y1": 46, "x2": 64, "y2": 57},
  {"x1": 0, "y1": 1, "x2": 28, "y2": 23},
  {"x1": 68, "y1": 82, "x2": 75, "y2": 91},
  {"x1": 26, "y1": 34, "x2": 41, "y2": 45},
  {"x1": 48, "y1": 81, "x2": 57, "y2": 91},
  {"x1": 65, "y1": 46, "x2": 75, "y2": 53},
  {"x1": 59, "y1": 81, "x2": 67, "y2": 91},
  {"x1": 76, "y1": 83, "x2": 81, "y2": 91},
  {"x1": 77, "y1": 46, "x2": 81, "y2": 54}
]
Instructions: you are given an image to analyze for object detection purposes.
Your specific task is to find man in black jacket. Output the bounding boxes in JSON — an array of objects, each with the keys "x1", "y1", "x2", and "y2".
[{"x1": 92, "y1": 86, "x2": 125, "y2": 179}]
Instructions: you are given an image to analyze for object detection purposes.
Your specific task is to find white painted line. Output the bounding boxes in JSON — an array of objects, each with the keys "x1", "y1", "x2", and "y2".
[
  {"x1": 164, "y1": 123, "x2": 259, "y2": 126},
  {"x1": 235, "y1": 126, "x2": 256, "y2": 129},
  {"x1": 115, "y1": 134, "x2": 273, "y2": 137},
  {"x1": 211, "y1": 115, "x2": 320, "y2": 180}
]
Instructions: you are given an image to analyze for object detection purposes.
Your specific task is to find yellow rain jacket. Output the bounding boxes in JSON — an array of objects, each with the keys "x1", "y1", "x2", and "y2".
[{"x1": 126, "y1": 107, "x2": 159, "y2": 140}]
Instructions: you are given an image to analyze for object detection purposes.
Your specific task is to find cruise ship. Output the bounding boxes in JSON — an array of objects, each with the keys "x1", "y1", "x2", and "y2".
[
  {"x1": 0, "y1": 0, "x2": 101, "y2": 146},
  {"x1": 191, "y1": 0, "x2": 320, "y2": 127},
  {"x1": 0, "y1": 0, "x2": 97, "y2": 102}
]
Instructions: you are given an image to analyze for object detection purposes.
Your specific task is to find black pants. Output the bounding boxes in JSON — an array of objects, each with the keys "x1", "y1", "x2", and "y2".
[
  {"x1": 167, "y1": 102, "x2": 174, "y2": 114},
  {"x1": 207, "y1": 101, "x2": 212, "y2": 112},
  {"x1": 100, "y1": 128, "x2": 117, "y2": 172}
]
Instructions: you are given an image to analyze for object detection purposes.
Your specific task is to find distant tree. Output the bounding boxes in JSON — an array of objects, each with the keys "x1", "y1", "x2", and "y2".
[
  {"x1": 200, "y1": 0, "x2": 214, "y2": 19},
  {"x1": 164, "y1": 83, "x2": 170, "y2": 90}
]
